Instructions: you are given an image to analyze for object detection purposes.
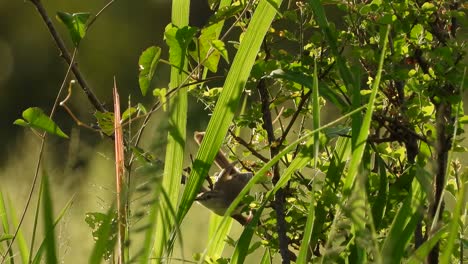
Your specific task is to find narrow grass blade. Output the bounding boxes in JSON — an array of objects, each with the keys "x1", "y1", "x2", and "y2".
[
  {"x1": 201, "y1": 1, "x2": 235, "y2": 258},
  {"x1": 381, "y1": 174, "x2": 424, "y2": 263},
  {"x1": 297, "y1": 57, "x2": 320, "y2": 262},
  {"x1": 308, "y1": 0, "x2": 355, "y2": 101},
  {"x1": 407, "y1": 225, "x2": 448, "y2": 264},
  {"x1": 7, "y1": 197, "x2": 29, "y2": 264},
  {"x1": 41, "y1": 174, "x2": 57, "y2": 264},
  {"x1": 32, "y1": 195, "x2": 75, "y2": 264},
  {"x1": 297, "y1": 189, "x2": 315, "y2": 263},
  {"x1": 230, "y1": 206, "x2": 264, "y2": 264},
  {"x1": 0, "y1": 191, "x2": 15, "y2": 263},
  {"x1": 206, "y1": 214, "x2": 232, "y2": 258},
  {"x1": 342, "y1": 25, "x2": 390, "y2": 194},
  {"x1": 260, "y1": 248, "x2": 272, "y2": 264},
  {"x1": 152, "y1": 0, "x2": 190, "y2": 261},
  {"x1": 440, "y1": 71, "x2": 466, "y2": 264}
]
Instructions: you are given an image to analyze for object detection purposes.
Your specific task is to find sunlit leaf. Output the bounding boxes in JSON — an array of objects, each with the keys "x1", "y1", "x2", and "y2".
[
  {"x1": 153, "y1": 88, "x2": 168, "y2": 111},
  {"x1": 121, "y1": 107, "x2": 137, "y2": 122},
  {"x1": 211, "y1": 39, "x2": 229, "y2": 63},
  {"x1": 138, "y1": 46, "x2": 161, "y2": 96},
  {"x1": 14, "y1": 107, "x2": 68, "y2": 138},
  {"x1": 165, "y1": 25, "x2": 198, "y2": 73}
]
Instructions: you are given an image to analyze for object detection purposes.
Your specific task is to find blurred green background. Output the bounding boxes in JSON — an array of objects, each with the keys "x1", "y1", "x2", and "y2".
[{"x1": 0, "y1": 1, "x2": 256, "y2": 263}]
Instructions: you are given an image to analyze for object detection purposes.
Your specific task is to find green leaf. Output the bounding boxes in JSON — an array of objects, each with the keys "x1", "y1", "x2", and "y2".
[
  {"x1": 153, "y1": 88, "x2": 168, "y2": 111},
  {"x1": 165, "y1": 25, "x2": 198, "y2": 73},
  {"x1": 94, "y1": 111, "x2": 114, "y2": 136},
  {"x1": 381, "y1": 176, "x2": 425, "y2": 263},
  {"x1": 138, "y1": 46, "x2": 161, "y2": 96},
  {"x1": 56, "y1": 12, "x2": 90, "y2": 46},
  {"x1": 121, "y1": 107, "x2": 137, "y2": 122},
  {"x1": 189, "y1": 25, "x2": 223, "y2": 72},
  {"x1": 211, "y1": 39, "x2": 229, "y2": 63},
  {"x1": 14, "y1": 107, "x2": 68, "y2": 138},
  {"x1": 87, "y1": 210, "x2": 118, "y2": 263}
]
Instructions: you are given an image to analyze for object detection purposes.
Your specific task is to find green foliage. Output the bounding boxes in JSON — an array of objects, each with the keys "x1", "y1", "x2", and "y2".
[
  {"x1": 14, "y1": 107, "x2": 68, "y2": 138},
  {"x1": 56, "y1": 12, "x2": 90, "y2": 46},
  {"x1": 138, "y1": 46, "x2": 161, "y2": 96},
  {"x1": 10, "y1": 0, "x2": 468, "y2": 263},
  {"x1": 165, "y1": 24, "x2": 198, "y2": 73},
  {"x1": 86, "y1": 210, "x2": 118, "y2": 263}
]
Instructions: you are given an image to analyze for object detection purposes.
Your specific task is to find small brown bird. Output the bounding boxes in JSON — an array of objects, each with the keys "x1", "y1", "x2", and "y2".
[{"x1": 193, "y1": 132, "x2": 253, "y2": 225}]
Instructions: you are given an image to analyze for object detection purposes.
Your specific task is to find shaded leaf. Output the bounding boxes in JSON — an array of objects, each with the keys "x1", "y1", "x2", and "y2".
[
  {"x1": 56, "y1": 12, "x2": 90, "y2": 46},
  {"x1": 94, "y1": 111, "x2": 114, "y2": 136},
  {"x1": 86, "y1": 211, "x2": 118, "y2": 262}
]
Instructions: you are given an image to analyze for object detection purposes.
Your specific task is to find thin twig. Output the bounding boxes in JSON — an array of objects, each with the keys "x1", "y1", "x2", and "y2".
[
  {"x1": 87, "y1": 0, "x2": 116, "y2": 30},
  {"x1": 0, "y1": 46, "x2": 78, "y2": 264},
  {"x1": 29, "y1": 0, "x2": 106, "y2": 112}
]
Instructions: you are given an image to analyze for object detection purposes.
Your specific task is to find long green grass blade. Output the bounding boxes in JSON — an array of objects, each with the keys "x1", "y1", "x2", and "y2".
[
  {"x1": 308, "y1": 0, "x2": 355, "y2": 102},
  {"x1": 407, "y1": 225, "x2": 448, "y2": 264},
  {"x1": 206, "y1": 214, "x2": 233, "y2": 258},
  {"x1": 7, "y1": 198, "x2": 29, "y2": 263},
  {"x1": 381, "y1": 174, "x2": 424, "y2": 263},
  {"x1": 32, "y1": 195, "x2": 75, "y2": 264},
  {"x1": 297, "y1": 58, "x2": 320, "y2": 262},
  {"x1": 152, "y1": 0, "x2": 190, "y2": 261},
  {"x1": 440, "y1": 71, "x2": 466, "y2": 264},
  {"x1": 342, "y1": 25, "x2": 390, "y2": 194},
  {"x1": 202, "y1": 0, "x2": 235, "y2": 258},
  {"x1": 0, "y1": 191, "x2": 15, "y2": 264},
  {"x1": 260, "y1": 248, "x2": 272, "y2": 264},
  {"x1": 41, "y1": 174, "x2": 57, "y2": 264}
]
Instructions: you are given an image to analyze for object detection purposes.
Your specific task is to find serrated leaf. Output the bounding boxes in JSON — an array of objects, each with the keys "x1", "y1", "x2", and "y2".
[
  {"x1": 94, "y1": 111, "x2": 115, "y2": 136},
  {"x1": 138, "y1": 46, "x2": 161, "y2": 96},
  {"x1": 56, "y1": 12, "x2": 90, "y2": 46},
  {"x1": 14, "y1": 107, "x2": 68, "y2": 138},
  {"x1": 165, "y1": 25, "x2": 198, "y2": 73}
]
